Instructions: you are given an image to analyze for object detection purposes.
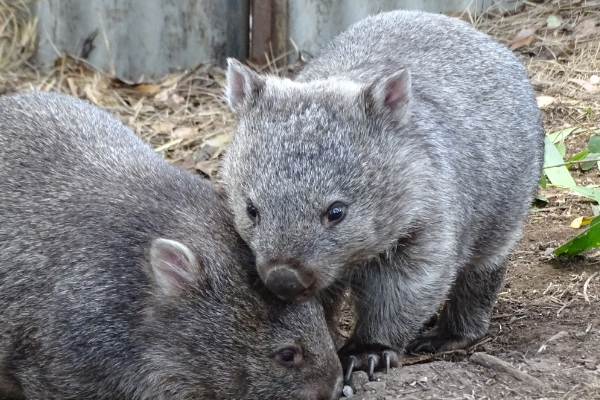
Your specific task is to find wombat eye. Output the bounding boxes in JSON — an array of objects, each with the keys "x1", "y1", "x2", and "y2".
[
  {"x1": 246, "y1": 200, "x2": 260, "y2": 226},
  {"x1": 275, "y1": 348, "x2": 300, "y2": 367},
  {"x1": 323, "y1": 202, "x2": 347, "y2": 227}
]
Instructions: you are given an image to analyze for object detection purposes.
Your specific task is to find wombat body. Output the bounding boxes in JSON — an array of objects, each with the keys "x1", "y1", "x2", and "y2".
[
  {"x1": 0, "y1": 92, "x2": 342, "y2": 399},
  {"x1": 223, "y1": 10, "x2": 544, "y2": 375}
]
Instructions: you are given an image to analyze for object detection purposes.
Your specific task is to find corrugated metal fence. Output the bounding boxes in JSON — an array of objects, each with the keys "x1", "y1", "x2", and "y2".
[{"x1": 30, "y1": 0, "x2": 521, "y2": 82}]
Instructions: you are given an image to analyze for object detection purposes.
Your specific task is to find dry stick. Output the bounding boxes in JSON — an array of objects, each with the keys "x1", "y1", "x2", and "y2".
[
  {"x1": 583, "y1": 271, "x2": 598, "y2": 304},
  {"x1": 470, "y1": 353, "x2": 544, "y2": 388},
  {"x1": 544, "y1": 158, "x2": 600, "y2": 168}
]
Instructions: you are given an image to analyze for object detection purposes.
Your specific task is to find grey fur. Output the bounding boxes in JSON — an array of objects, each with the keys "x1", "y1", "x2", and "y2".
[
  {"x1": 0, "y1": 92, "x2": 343, "y2": 399},
  {"x1": 222, "y1": 10, "x2": 544, "y2": 368}
]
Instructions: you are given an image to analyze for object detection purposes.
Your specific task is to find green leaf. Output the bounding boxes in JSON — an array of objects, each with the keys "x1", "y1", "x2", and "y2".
[
  {"x1": 544, "y1": 137, "x2": 576, "y2": 187},
  {"x1": 539, "y1": 172, "x2": 547, "y2": 189},
  {"x1": 547, "y1": 127, "x2": 577, "y2": 144},
  {"x1": 533, "y1": 194, "x2": 549, "y2": 208},
  {"x1": 555, "y1": 216, "x2": 600, "y2": 256},
  {"x1": 569, "y1": 186, "x2": 600, "y2": 203},
  {"x1": 555, "y1": 141, "x2": 566, "y2": 157},
  {"x1": 588, "y1": 135, "x2": 600, "y2": 153},
  {"x1": 565, "y1": 148, "x2": 589, "y2": 163},
  {"x1": 580, "y1": 152, "x2": 600, "y2": 171}
]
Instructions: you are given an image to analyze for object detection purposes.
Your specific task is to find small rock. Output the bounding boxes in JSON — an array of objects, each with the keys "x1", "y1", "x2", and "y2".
[
  {"x1": 584, "y1": 362, "x2": 598, "y2": 371},
  {"x1": 342, "y1": 385, "x2": 354, "y2": 397},
  {"x1": 349, "y1": 371, "x2": 369, "y2": 390},
  {"x1": 194, "y1": 144, "x2": 217, "y2": 162},
  {"x1": 363, "y1": 381, "x2": 386, "y2": 391}
]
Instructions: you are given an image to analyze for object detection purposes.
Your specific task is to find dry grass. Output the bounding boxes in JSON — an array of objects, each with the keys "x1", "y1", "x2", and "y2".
[
  {"x1": 1, "y1": 0, "x2": 600, "y2": 176},
  {"x1": 476, "y1": 0, "x2": 600, "y2": 132},
  {"x1": 0, "y1": 0, "x2": 36, "y2": 71},
  {"x1": 0, "y1": 0, "x2": 235, "y2": 178}
]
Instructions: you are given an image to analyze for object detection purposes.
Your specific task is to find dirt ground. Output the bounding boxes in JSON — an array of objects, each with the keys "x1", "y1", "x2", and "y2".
[
  {"x1": 342, "y1": 109, "x2": 600, "y2": 400},
  {"x1": 343, "y1": 204, "x2": 600, "y2": 399}
]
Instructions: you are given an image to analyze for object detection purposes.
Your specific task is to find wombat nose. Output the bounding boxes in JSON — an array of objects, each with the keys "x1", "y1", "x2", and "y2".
[{"x1": 264, "y1": 267, "x2": 314, "y2": 302}]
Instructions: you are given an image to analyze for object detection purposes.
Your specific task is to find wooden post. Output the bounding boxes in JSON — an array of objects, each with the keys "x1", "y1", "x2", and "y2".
[
  {"x1": 272, "y1": 0, "x2": 288, "y2": 68},
  {"x1": 250, "y1": 0, "x2": 288, "y2": 69},
  {"x1": 225, "y1": 0, "x2": 250, "y2": 65}
]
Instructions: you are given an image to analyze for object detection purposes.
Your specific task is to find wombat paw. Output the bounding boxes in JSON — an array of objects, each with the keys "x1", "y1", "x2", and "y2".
[
  {"x1": 406, "y1": 327, "x2": 475, "y2": 354},
  {"x1": 338, "y1": 343, "x2": 401, "y2": 383}
]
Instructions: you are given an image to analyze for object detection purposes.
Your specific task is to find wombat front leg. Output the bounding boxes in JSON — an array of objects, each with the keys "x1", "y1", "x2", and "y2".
[
  {"x1": 406, "y1": 253, "x2": 508, "y2": 354},
  {"x1": 339, "y1": 254, "x2": 453, "y2": 381}
]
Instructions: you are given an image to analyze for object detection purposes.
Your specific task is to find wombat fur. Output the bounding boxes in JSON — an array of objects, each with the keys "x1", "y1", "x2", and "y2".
[
  {"x1": 222, "y1": 10, "x2": 544, "y2": 375},
  {"x1": 0, "y1": 92, "x2": 343, "y2": 399}
]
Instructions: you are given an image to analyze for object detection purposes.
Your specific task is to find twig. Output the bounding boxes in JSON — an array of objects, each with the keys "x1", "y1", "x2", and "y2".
[
  {"x1": 470, "y1": 352, "x2": 544, "y2": 388},
  {"x1": 544, "y1": 158, "x2": 600, "y2": 168},
  {"x1": 583, "y1": 271, "x2": 598, "y2": 304},
  {"x1": 557, "y1": 299, "x2": 575, "y2": 317}
]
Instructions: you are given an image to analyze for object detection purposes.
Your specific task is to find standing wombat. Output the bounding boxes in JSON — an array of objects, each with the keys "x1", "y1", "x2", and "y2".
[
  {"x1": 222, "y1": 10, "x2": 544, "y2": 379},
  {"x1": 0, "y1": 92, "x2": 343, "y2": 399}
]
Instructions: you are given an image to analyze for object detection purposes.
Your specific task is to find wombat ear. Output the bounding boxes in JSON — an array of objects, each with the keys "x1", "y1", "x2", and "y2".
[
  {"x1": 368, "y1": 69, "x2": 412, "y2": 121},
  {"x1": 225, "y1": 58, "x2": 265, "y2": 114},
  {"x1": 149, "y1": 238, "x2": 200, "y2": 296}
]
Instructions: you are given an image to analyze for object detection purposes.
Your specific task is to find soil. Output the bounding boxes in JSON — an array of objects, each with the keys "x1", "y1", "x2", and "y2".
[{"x1": 342, "y1": 144, "x2": 600, "y2": 399}]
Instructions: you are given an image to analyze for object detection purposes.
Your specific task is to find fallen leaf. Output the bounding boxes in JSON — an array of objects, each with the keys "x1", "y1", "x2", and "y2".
[
  {"x1": 154, "y1": 89, "x2": 171, "y2": 103},
  {"x1": 195, "y1": 160, "x2": 219, "y2": 176},
  {"x1": 171, "y1": 94, "x2": 185, "y2": 104},
  {"x1": 568, "y1": 78, "x2": 600, "y2": 94},
  {"x1": 571, "y1": 216, "x2": 584, "y2": 228},
  {"x1": 173, "y1": 127, "x2": 198, "y2": 139},
  {"x1": 151, "y1": 121, "x2": 175, "y2": 133},
  {"x1": 574, "y1": 19, "x2": 598, "y2": 38},
  {"x1": 135, "y1": 84, "x2": 160, "y2": 95},
  {"x1": 172, "y1": 155, "x2": 196, "y2": 170},
  {"x1": 536, "y1": 95, "x2": 556, "y2": 108},
  {"x1": 509, "y1": 27, "x2": 538, "y2": 50},
  {"x1": 582, "y1": 216, "x2": 595, "y2": 226},
  {"x1": 204, "y1": 133, "x2": 232, "y2": 148},
  {"x1": 546, "y1": 15, "x2": 562, "y2": 29}
]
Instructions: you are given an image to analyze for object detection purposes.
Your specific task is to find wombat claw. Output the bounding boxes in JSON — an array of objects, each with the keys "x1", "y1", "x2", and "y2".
[
  {"x1": 344, "y1": 356, "x2": 358, "y2": 383},
  {"x1": 340, "y1": 346, "x2": 400, "y2": 384}
]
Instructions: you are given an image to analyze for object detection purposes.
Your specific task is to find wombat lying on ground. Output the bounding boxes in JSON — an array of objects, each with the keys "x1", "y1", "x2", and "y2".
[
  {"x1": 222, "y1": 10, "x2": 544, "y2": 379},
  {"x1": 0, "y1": 92, "x2": 343, "y2": 399}
]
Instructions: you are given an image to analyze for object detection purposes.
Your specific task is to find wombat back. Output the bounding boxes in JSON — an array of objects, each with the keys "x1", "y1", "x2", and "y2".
[
  {"x1": 223, "y1": 10, "x2": 544, "y2": 375},
  {"x1": 0, "y1": 92, "x2": 342, "y2": 400}
]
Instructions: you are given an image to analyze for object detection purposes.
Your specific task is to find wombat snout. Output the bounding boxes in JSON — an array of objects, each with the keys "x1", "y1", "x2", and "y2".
[{"x1": 260, "y1": 262, "x2": 315, "y2": 302}]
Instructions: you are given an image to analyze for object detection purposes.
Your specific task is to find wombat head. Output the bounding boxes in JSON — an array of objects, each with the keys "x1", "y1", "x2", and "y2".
[
  {"x1": 222, "y1": 59, "x2": 424, "y2": 302},
  {"x1": 138, "y1": 237, "x2": 343, "y2": 400}
]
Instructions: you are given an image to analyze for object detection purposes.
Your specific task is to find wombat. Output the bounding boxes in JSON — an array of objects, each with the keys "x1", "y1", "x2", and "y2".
[
  {"x1": 222, "y1": 10, "x2": 544, "y2": 379},
  {"x1": 0, "y1": 92, "x2": 343, "y2": 399}
]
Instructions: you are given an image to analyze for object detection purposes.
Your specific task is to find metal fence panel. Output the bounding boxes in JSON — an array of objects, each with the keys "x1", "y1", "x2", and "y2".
[
  {"x1": 34, "y1": 0, "x2": 237, "y2": 82},
  {"x1": 288, "y1": 0, "x2": 522, "y2": 59}
]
